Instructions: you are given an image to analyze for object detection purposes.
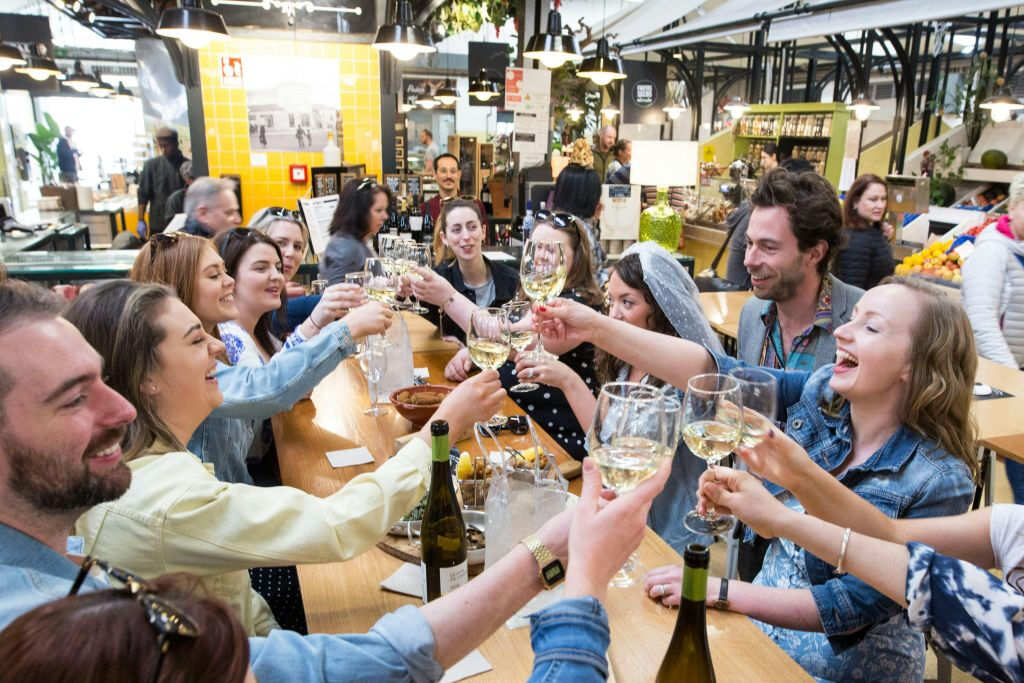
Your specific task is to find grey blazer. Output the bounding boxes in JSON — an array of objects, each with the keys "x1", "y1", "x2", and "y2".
[
  {"x1": 736, "y1": 274, "x2": 864, "y2": 369},
  {"x1": 319, "y1": 233, "x2": 374, "y2": 285}
]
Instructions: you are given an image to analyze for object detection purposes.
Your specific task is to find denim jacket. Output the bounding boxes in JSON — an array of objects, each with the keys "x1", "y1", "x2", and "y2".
[
  {"x1": 188, "y1": 319, "x2": 356, "y2": 484},
  {"x1": 1, "y1": 523, "x2": 609, "y2": 683},
  {"x1": 713, "y1": 353, "x2": 975, "y2": 657}
]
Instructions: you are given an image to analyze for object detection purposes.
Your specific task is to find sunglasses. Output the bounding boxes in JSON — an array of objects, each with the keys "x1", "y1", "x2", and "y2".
[
  {"x1": 70, "y1": 557, "x2": 201, "y2": 683},
  {"x1": 536, "y1": 210, "x2": 578, "y2": 229},
  {"x1": 148, "y1": 232, "x2": 180, "y2": 264},
  {"x1": 476, "y1": 414, "x2": 529, "y2": 436},
  {"x1": 357, "y1": 177, "x2": 379, "y2": 191},
  {"x1": 267, "y1": 206, "x2": 300, "y2": 219},
  {"x1": 218, "y1": 227, "x2": 258, "y2": 259},
  {"x1": 440, "y1": 195, "x2": 477, "y2": 203}
]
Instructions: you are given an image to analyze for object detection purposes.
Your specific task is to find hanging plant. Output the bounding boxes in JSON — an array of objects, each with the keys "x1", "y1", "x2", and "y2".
[{"x1": 434, "y1": 0, "x2": 515, "y2": 36}]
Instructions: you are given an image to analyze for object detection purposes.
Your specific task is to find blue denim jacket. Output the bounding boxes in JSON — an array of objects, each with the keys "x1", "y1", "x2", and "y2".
[
  {"x1": 1, "y1": 523, "x2": 608, "y2": 683},
  {"x1": 188, "y1": 319, "x2": 356, "y2": 484},
  {"x1": 713, "y1": 353, "x2": 974, "y2": 653}
]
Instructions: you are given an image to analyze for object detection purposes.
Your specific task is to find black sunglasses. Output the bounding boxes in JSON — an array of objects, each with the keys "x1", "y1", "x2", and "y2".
[
  {"x1": 267, "y1": 206, "x2": 300, "y2": 219},
  {"x1": 357, "y1": 177, "x2": 379, "y2": 191},
  {"x1": 536, "y1": 210, "x2": 578, "y2": 229},
  {"x1": 218, "y1": 227, "x2": 258, "y2": 258},
  {"x1": 148, "y1": 232, "x2": 180, "y2": 263},
  {"x1": 476, "y1": 414, "x2": 529, "y2": 436},
  {"x1": 440, "y1": 195, "x2": 477, "y2": 203},
  {"x1": 70, "y1": 557, "x2": 201, "y2": 683}
]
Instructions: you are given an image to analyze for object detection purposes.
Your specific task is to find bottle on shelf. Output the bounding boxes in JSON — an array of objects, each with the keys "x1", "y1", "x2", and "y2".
[
  {"x1": 420, "y1": 420, "x2": 468, "y2": 603},
  {"x1": 421, "y1": 205, "x2": 434, "y2": 245},
  {"x1": 322, "y1": 131, "x2": 341, "y2": 166},
  {"x1": 655, "y1": 544, "x2": 716, "y2": 682},
  {"x1": 398, "y1": 197, "x2": 412, "y2": 241},
  {"x1": 409, "y1": 195, "x2": 423, "y2": 238},
  {"x1": 522, "y1": 199, "x2": 536, "y2": 243}
]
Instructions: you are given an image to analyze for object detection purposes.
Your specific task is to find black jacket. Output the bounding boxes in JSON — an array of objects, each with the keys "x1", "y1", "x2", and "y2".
[
  {"x1": 423, "y1": 256, "x2": 520, "y2": 343},
  {"x1": 835, "y1": 226, "x2": 895, "y2": 291}
]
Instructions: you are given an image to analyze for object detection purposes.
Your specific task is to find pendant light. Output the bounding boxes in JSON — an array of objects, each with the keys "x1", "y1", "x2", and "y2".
[
  {"x1": 723, "y1": 95, "x2": 750, "y2": 119},
  {"x1": 373, "y1": 0, "x2": 435, "y2": 62},
  {"x1": 600, "y1": 103, "x2": 620, "y2": 119},
  {"x1": 663, "y1": 103, "x2": 686, "y2": 120},
  {"x1": 434, "y1": 79, "x2": 459, "y2": 105},
  {"x1": 980, "y1": 83, "x2": 1024, "y2": 123},
  {"x1": 15, "y1": 44, "x2": 62, "y2": 81},
  {"x1": 847, "y1": 94, "x2": 879, "y2": 122},
  {"x1": 566, "y1": 105, "x2": 584, "y2": 122},
  {"x1": 415, "y1": 89, "x2": 439, "y2": 108},
  {"x1": 468, "y1": 69, "x2": 500, "y2": 101},
  {"x1": 0, "y1": 35, "x2": 26, "y2": 71},
  {"x1": 577, "y1": 37, "x2": 625, "y2": 86},
  {"x1": 157, "y1": 0, "x2": 229, "y2": 50},
  {"x1": 90, "y1": 73, "x2": 115, "y2": 97},
  {"x1": 114, "y1": 82, "x2": 135, "y2": 99},
  {"x1": 523, "y1": 3, "x2": 581, "y2": 69},
  {"x1": 63, "y1": 60, "x2": 99, "y2": 92}
]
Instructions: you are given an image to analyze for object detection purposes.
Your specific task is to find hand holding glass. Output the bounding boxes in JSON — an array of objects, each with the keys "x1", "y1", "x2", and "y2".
[
  {"x1": 468, "y1": 308, "x2": 511, "y2": 426},
  {"x1": 519, "y1": 240, "x2": 566, "y2": 360}
]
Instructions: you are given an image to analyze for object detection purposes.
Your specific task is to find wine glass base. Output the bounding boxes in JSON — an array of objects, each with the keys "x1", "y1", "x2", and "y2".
[
  {"x1": 364, "y1": 405, "x2": 389, "y2": 417},
  {"x1": 409, "y1": 304, "x2": 428, "y2": 314},
  {"x1": 608, "y1": 553, "x2": 645, "y2": 588},
  {"x1": 509, "y1": 382, "x2": 539, "y2": 393},
  {"x1": 683, "y1": 510, "x2": 737, "y2": 536}
]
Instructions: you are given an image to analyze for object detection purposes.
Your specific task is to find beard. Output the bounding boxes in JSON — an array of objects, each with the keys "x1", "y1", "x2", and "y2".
[
  {"x1": 5, "y1": 428, "x2": 131, "y2": 512},
  {"x1": 750, "y1": 255, "x2": 806, "y2": 302}
]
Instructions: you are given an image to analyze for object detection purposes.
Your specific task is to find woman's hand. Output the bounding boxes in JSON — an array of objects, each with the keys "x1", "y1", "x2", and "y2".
[
  {"x1": 342, "y1": 302, "x2": 392, "y2": 340},
  {"x1": 643, "y1": 564, "x2": 683, "y2": 607},
  {"x1": 514, "y1": 356, "x2": 575, "y2": 391},
  {"x1": 697, "y1": 465, "x2": 792, "y2": 540},
  {"x1": 428, "y1": 370, "x2": 506, "y2": 438},
  {"x1": 285, "y1": 281, "x2": 306, "y2": 298},
  {"x1": 564, "y1": 458, "x2": 671, "y2": 603},
  {"x1": 532, "y1": 298, "x2": 601, "y2": 347},
  {"x1": 444, "y1": 348, "x2": 474, "y2": 382},
  {"x1": 410, "y1": 266, "x2": 457, "y2": 306},
  {"x1": 311, "y1": 283, "x2": 367, "y2": 325},
  {"x1": 881, "y1": 221, "x2": 895, "y2": 241},
  {"x1": 736, "y1": 426, "x2": 815, "y2": 494}
]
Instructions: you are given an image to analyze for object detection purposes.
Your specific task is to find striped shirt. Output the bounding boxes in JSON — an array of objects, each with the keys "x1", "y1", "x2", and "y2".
[{"x1": 758, "y1": 276, "x2": 834, "y2": 372}]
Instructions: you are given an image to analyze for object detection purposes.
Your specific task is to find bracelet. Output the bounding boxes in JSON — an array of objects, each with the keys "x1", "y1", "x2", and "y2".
[
  {"x1": 834, "y1": 527, "x2": 852, "y2": 575},
  {"x1": 308, "y1": 313, "x2": 323, "y2": 330}
]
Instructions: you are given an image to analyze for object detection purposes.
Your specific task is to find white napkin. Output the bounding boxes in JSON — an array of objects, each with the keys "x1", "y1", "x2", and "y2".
[
  {"x1": 380, "y1": 561, "x2": 422, "y2": 598},
  {"x1": 325, "y1": 447, "x2": 374, "y2": 468},
  {"x1": 414, "y1": 367, "x2": 430, "y2": 380},
  {"x1": 440, "y1": 650, "x2": 493, "y2": 682}
]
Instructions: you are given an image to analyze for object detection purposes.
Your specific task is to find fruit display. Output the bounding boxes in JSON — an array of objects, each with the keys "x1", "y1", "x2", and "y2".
[{"x1": 894, "y1": 238, "x2": 963, "y2": 283}]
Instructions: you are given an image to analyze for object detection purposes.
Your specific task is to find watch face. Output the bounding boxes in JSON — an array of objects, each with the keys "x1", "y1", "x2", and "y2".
[{"x1": 542, "y1": 560, "x2": 565, "y2": 585}]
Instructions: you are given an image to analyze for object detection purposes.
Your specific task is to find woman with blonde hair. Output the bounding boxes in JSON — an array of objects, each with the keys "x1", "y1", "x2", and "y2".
[{"x1": 536, "y1": 275, "x2": 977, "y2": 681}]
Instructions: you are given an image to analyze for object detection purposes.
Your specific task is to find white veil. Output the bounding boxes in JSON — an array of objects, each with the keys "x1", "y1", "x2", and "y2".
[{"x1": 620, "y1": 241, "x2": 725, "y2": 356}]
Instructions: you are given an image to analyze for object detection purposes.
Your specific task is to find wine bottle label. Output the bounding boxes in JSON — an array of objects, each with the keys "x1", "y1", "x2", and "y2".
[
  {"x1": 410, "y1": 216, "x2": 423, "y2": 232},
  {"x1": 682, "y1": 565, "x2": 709, "y2": 602},
  {"x1": 421, "y1": 559, "x2": 468, "y2": 603}
]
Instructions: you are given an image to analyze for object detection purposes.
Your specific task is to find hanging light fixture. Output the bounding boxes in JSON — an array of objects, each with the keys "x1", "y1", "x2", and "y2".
[
  {"x1": 114, "y1": 82, "x2": 135, "y2": 99},
  {"x1": 663, "y1": 103, "x2": 686, "y2": 120},
  {"x1": 63, "y1": 60, "x2": 99, "y2": 92},
  {"x1": 847, "y1": 94, "x2": 880, "y2": 122},
  {"x1": 523, "y1": 3, "x2": 581, "y2": 69},
  {"x1": 415, "y1": 88, "x2": 439, "y2": 108},
  {"x1": 723, "y1": 95, "x2": 750, "y2": 119},
  {"x1": 566, "y1": 105, "x2": 584, "y2": 122},
  {"x1": 15, "y1": 44, "x2": 62, "y2": 81},
  {"x1": 0, "y1": 35, "x2": 25, "y2": 71},
  {"x1": 90, "y1": 73, "x2": 115, "y2": 97},
  {"x1": 434, "y1": 79, "x2": 459, "y2": 106},
  {"x1": 980, "y1": 81, "x2": 1024, "y2": 123},
  {"x1": 468, "y1": 68, "x2": 501, "y2": 101},
  {"x1": 600, "y1": 103, "x2": 620, "y2": 119},
  {"x1": 156, "y1": 0, "x2": 229, "y2": 50},
  {"x1": 373, "y1": 0, "x2": 435, "y2": 62},
  {"x1": 400, "y1": 102, "x2": 415, "y2": 113},
  {"x1": 577, "y1": 37, "x2": 625, "y2": 86}
]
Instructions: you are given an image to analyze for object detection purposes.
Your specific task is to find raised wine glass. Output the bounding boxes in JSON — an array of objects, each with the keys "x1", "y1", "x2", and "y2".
[
  {"x1": 468, "y1": 307, "x2": 511, "y2": 427},
  {"x1": 519, "y1": 239, "x2": 566, "y2": 360},
  {"x1": 728, "y1": 367, "x2": 778, "y2": 449},
  {"x1": 364, "y1": 257, "x2": 398, "y2": 347},
  {"x1": 588, "y1": 381, "x2": 668, "y2": 586},
  {"x1": 359, "y1": 336, "x2": 389, "y2": 416},
  {"x1": 406, "y1": 244, "x2": 432, "y2": 314},
  {"x1": 682, "y1": 373, "x2": 743, "y2": 536},
  {"x1": 503, "y1": 300, "x2": 538, "y2": 393}
]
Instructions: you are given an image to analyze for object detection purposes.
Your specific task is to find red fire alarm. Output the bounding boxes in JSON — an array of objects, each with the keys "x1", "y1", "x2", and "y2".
[{"x1": 289, "y1": 164, "x2": 308, "y2": 184}]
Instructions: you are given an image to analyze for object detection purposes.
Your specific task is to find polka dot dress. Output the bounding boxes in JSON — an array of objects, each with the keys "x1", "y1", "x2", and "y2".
[{"x1": 249, "y1": 566, "x2": 309, "y2": 634}]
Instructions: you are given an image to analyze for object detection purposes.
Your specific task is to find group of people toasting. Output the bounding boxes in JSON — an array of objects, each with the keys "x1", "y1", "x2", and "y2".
[{"x1": 0, "y1": 162, "x2": 1023, "y2": 683}]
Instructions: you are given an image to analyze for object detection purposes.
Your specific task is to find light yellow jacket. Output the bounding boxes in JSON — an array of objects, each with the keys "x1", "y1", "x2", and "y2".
[{"x1": 74, "y1": 438, "x2": 431, "y2": 636}]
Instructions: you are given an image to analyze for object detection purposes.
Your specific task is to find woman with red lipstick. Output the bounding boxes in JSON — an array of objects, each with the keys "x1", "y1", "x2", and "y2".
[{"x1": 835, "y1": 174, "x2": 895, "y2": 290}]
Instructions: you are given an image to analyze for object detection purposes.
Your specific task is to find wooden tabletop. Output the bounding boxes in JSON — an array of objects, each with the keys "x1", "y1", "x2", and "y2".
[{"x1": 272, "y1": 312, "x2": 809, "y2": 682}]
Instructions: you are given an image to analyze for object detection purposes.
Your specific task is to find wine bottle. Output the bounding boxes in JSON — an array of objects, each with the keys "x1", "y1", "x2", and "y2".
[
  {"x1": 409, "y1": 194, "x2": 423, "y2": 237},
  {"x1": 420, "y1": 420, "x2": 468, "y2": 603},
  {"x1": 421, "y1": 206, "x2": 434, "y2": 245},
  {"x1": 655, "y1": 544, "x2": 716, "y2": 683}
]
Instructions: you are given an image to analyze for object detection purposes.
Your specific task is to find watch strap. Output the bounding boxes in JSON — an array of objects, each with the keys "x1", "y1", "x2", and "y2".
[
  {"x1": 521, "y1": 534, "x2": 561, "y2": 589},
  {"x1": 713, "y1": 577, "x2": 730, "y2": 609}
]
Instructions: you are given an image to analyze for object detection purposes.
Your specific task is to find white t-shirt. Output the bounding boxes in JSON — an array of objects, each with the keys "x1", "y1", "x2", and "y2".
[{"x1": 990, "y1": 503, "x2": 1024, "y2": 593}]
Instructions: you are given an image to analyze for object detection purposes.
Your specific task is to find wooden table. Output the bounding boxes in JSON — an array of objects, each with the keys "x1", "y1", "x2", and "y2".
[
  {"x1": 971, "y1": 358, "x2": 1024, "y2": 506},
  {"x1": 273, "y1": 313, "x2": 810, "y2": 682}
]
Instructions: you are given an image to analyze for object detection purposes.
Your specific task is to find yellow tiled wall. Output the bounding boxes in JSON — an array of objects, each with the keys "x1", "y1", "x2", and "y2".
[{"x1": 197, "y1": 38, "x2": 383, "y2": 222}]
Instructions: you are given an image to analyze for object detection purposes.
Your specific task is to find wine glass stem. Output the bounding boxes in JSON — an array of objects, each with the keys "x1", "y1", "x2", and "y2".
[{"x1": 704, "y1": 461, "x2": 719, "y2": 520}]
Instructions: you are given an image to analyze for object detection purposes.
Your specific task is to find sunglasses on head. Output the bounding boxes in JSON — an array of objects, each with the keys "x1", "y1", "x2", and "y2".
[
  {"x1": 357, "y1": 177, "x2": 378, "y2": 191},
  {"x1": 70, "y1": 557, "x2": 201, "y2": 683},
  {"x1": 476, "y1": 414, "x2": 529, "y2": 436},
  {"x1": 267, "y1": 206, "x2": 300, "y2": 219},
  {"x1": 536, "y1": 210, "x2": 578, "y2": 229},
  {"x1": 148, "y1": 232, "x2": 180, "y2": 263},
  {"x1": 440, "y1": 195, "x2": 477, "y2": 203},
  {"x1": 218, "y1": 227, "x2": 258, "y2": 258}
]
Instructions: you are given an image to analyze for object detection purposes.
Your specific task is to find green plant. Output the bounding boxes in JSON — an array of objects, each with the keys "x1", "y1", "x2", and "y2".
[
  {"x1": 27, "y1": 112, "x2": 60, "y2": 186},
  {"x1": 929, "y1": 140, "x2": 964, "y2": 207},
  {"x1": 434, "y1": 0, "x2": 515, "y2": 35},
  {"x1": 550, "y1": 65, "x2": 600, "y2": 147}
]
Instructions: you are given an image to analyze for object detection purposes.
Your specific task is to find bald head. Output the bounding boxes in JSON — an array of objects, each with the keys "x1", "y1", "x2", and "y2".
[{"x1": 598, "y1": 126, "x2": 616, "y2": 153}]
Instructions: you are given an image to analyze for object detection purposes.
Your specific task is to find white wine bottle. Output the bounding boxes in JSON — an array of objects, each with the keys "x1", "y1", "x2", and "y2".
[
  {"x1": 655, "y1": 544, "x2": 716, "y2": 682},
  {"x1": 420, "y1": 419, "x2": 468, "y2": 603}
]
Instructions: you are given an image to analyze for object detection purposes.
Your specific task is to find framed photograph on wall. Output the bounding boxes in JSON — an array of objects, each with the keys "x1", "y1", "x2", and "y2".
[
  {"x1": 405, "y1": 174, "x2": 423, "y2": 199},
  {"x1": 384, "y1": 174, "x2": 403, "y2": 195},
  {"x1": 339, "y1": 172, "x2": 357, "y2": 188}
]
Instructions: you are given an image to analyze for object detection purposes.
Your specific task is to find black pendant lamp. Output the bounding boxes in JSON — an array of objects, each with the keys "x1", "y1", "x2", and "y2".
[
  {"x1": 15, "y1": 44, "x2": 62, "y2": 81},
  {"x1": 434, "y1": 78, "x2": 459, "y2": 106},
  {"x1": 373, "y1": 0, "x2": 436, "y2": 62},
  {"x1": 157, "y1": 0, "x2": 229, "y2": 50},
  {"x1": 90, "y1": 72, "x2": 115, "y2": 97},
  {"x1": 0, "y1": 34, "x2": 26, "y2": 71},
  {"x1": 63, "y1": 60, "x2": 99, "y2": 92},
  {"x1": 523, "y1": 5, "x2": 581, "y2": 69},
  {"x1": 576, "y1": 37, "x2": 625, "y2": 86},
  {"x1": 468, "y1": 69, "x2": 500, "y2": 101},
  {"x1": 114, "y1": 82, "x2": 135, "y2": 99}
]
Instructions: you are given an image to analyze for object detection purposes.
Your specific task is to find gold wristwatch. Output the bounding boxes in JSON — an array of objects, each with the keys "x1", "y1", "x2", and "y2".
[{"x1": 521, "y1": 534, "x2": 565, "y2": 590}]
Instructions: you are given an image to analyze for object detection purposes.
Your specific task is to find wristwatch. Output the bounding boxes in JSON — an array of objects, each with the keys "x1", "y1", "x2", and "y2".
[
  {"x1": 521, "y1": 534, "x2": 565, "y2": 590},
  {"x1": 711, "y1": 577, "x2": 730, "y2": 610}
]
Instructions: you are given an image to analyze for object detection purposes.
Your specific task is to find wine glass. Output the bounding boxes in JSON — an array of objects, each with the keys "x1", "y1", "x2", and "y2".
[
  {"x1": 588, "y1": 381, "x2": 668, "y2": 586},
  {"x1": 468, "y1": 307, "x2": 511, "y2": 427},
  {"x1": 405, "y1": 244, "x2": 432, "y2": 314},
  {"x1": 364, "y1": 257, "x2": 398, "y2": 347},
  {"x1": 682, "y1": 374, "x2": 743, "y2": 536},
  {"x1": 359, "y1": 337, "x2": 389, "y2": 416},
  {"x1": 503, "y1": 300, "x2": 538, "y2": 393},
  {"x1": 519, "y1": 239, "x2": 566, "y2": 360},
  {"x1": 311, "y1": 279, "x2": 328, "y2": 295},
  {"x1": 728, "y1": 367, "x2": 778, "y2": 449}
]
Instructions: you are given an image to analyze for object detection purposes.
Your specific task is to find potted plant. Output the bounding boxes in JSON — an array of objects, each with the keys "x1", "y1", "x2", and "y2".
[
  {"x1": 929, "y1": 140, "x2": 964, "y2": 207},
  {"x1": 27, "y1": 112, "x2": 61, "y2": 187}
]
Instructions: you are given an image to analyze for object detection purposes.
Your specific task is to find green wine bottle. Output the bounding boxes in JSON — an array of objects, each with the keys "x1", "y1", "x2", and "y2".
[
  {"x1": 420, "y1": 419, "x2": 468, "y2": 603},
  {"x1": 655, "y1": 544, "x2": 716, "y2": 682}
]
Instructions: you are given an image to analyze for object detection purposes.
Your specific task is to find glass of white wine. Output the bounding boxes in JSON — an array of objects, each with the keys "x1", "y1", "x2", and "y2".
[
  {"x1": 468, "y1": 307, "x2": 511, "y2": 427},
  {"x1": 588, "y1": 381, "x2": 668, "y2": 586},
  {"x1": 519, "y1": 239, "x2": 566, "y2": 360},
  {"x1": 406, "y1": 244, "x2": 432, "y2": 314},
  {"x1": 728, "y1": 367, "x2": 778, "y2": 448},
  {"x1": 503, "y1": 300, "x2": 538, "y2": 393},
  {"x1": 359, "y1": 337, "x2": 389, "y2": 417},
  {"x1": 682, "y1": 373, "x2": 743, "y2": 536}
]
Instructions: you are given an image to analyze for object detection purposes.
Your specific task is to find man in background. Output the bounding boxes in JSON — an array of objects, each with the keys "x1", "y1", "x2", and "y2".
[
  {"x1": 420, "y1": 153, "x2": 489, "y2": 232},
  {"x1": 163, "y1": 160, "x2": 195, "y2": 224},
  {"x1": 56, "y1": 126, "x2": 80, "y2": 184},
  {"x1": 179, "y1": 177, "x2": 241, "y2": 238},
  {"x1": 420, "y1": 128, "x2": 440, "y2": 174},
  {"x1": 137, "y1": 127, "x2": 188, "y2": 236},
  {"x1": 590, "y1": 125, "x2": 616, "y2": 182}
]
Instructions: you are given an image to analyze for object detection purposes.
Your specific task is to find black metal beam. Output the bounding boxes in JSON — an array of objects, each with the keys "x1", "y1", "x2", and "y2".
[{"x1": 691, "y1": 47, "x2": 704, "y2": 141}]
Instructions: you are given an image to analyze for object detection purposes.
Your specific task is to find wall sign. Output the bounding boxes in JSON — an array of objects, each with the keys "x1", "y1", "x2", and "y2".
[
  {"x1": 289, "y1": 164, "x2": 308, "y2": 184},
  {"x1": 622, "y1": 61, "x2": 667, "y2": 126},
  {"x1": 220, "y1": 56, "x2": 244, "y2": 87}
]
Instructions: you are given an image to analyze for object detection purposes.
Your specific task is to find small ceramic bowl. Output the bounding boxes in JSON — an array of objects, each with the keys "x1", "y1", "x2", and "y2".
[{"x1": 389, "y1": 384, "x2": 453, "y2": 428}]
